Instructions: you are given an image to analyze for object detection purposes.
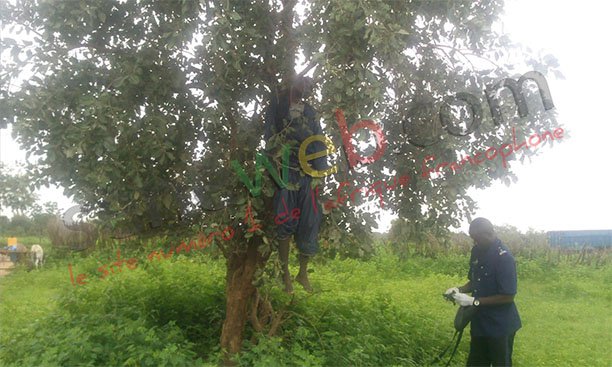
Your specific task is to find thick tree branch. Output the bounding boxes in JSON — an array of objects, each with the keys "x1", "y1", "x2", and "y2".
[{"x1": 279, "y1": 0, "x2": 298, "y2": 86}]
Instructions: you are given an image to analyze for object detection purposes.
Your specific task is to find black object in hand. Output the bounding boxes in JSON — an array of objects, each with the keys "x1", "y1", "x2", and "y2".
[{"x1": 443, "y1": 291, "x2": 456, "y2": 304}]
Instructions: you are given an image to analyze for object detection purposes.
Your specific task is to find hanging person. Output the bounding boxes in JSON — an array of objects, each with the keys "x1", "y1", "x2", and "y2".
[{"x1": 263, "y1": 75, "x2": 329, "y2": 293}]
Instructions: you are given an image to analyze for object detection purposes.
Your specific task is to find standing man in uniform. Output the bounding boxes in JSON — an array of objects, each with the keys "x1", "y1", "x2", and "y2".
[
  {"x1": 445, "y1": 217, "x2": 522, "y2": 366},
  {"x1": 264, "y1": 76, "x2": 328, "y2": 293}
]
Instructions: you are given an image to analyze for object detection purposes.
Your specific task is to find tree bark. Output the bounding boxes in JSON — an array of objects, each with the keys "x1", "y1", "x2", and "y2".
[
  {"x1": 220, "y1": 235, "x2": 269, "y2": 365},
  {"x1": 279, "y1": 0, "x2": 297, "y2": 85},
  {"x1": 219, "y1": 0, "x2": 296, "y2": 360}
]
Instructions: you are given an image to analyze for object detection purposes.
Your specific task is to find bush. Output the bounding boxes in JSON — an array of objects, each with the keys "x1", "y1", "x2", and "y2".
[
  {"x1": 1, "y1": 243, "x2": 609, "y2": 366},
  {"x1": 2, "y1": 311, "x2": 200, "y2": 367},
  {"x1": 0, "y1": 257, "x2": 226, "y2": 366}
]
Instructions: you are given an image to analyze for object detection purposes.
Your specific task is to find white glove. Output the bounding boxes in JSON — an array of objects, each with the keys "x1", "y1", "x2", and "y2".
[
  {"x1": 444, "y1": 287, "x2": 460, "y2": 296},
  {"x1": 453, "y1": 292, "x2": 475, "y2": 307}
]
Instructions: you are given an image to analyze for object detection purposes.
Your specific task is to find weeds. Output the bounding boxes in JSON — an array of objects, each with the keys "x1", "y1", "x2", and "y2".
[{"x1": 0, "y1": 242, "x2": 610, "y2": 366}]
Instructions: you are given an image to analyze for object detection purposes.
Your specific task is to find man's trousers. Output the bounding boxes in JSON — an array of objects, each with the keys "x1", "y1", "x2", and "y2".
[{"x1": 466, "y1": 332, "x2": 516, "y2": 367}]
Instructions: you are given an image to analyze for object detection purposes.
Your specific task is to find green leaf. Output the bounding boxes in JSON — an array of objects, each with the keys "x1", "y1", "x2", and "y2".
[
  {"x1": 162, "y1": 194, "x2": 172, "y2": 209},
  {"x1": 134, "y1": 175, "x2": 143, "y2": 188}
]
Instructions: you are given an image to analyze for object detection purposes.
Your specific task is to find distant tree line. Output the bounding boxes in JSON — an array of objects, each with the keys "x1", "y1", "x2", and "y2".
[
  {"x1": 0, "y1": 203, "x2": 59, "y2": 239},
  {"x1": 386, "y1": 218, "x2": 549, "y2": 259}
]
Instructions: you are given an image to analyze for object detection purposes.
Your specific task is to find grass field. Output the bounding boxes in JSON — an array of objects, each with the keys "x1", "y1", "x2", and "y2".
[{"x1": 0, "y1": 241, "x2": 610, "y2": 366}]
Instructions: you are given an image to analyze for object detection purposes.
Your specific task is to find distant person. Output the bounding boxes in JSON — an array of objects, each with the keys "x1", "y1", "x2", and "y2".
[
  {"x1": 7, "y1": 245, "x2": 18, "y2": 263},
  {"x1": 444, "y1": 217, "x2": 522, "y2": 367}
]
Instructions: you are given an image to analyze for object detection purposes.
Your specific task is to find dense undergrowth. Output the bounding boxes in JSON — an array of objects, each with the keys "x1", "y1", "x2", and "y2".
[{"x1": 0, "y1": 241, "x2": 610, "y2": 366}]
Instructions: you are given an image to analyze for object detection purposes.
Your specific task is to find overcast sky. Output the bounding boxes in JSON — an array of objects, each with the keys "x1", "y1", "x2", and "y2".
[
  {"x1": 460, "y1": 0, "x2": 612, "y2": 232},
  {"x1": 1, "y1": 0, "x2": 610, "y2": 233}
]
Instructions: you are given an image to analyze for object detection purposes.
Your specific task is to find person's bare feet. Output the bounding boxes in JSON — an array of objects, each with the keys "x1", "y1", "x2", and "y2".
[{"x1": 295, "y1": 272, "x2": 313, "y2": 292}]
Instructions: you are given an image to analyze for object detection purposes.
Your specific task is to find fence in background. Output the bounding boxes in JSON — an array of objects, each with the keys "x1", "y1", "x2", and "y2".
[{"x1": 547, "y1": 230, "x2": 612, "y2": 248}]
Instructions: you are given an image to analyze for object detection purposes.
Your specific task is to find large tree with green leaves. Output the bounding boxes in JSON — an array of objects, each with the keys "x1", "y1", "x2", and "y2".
[{"x1": 1, "y1": 0, "x2": 561, "y2": 361}]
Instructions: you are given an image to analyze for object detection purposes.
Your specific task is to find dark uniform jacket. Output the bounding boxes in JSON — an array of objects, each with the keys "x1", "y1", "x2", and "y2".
[{"x1": 468, "y1": 239, "x2": 522, "y2": 337}]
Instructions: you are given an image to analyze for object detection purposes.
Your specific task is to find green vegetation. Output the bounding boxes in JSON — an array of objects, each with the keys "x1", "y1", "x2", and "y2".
[
  {"x1": 2, "y1": 0, "x2": 566, "y2": 357},
  {"x1": 1, "y1": 242, "x2": 610, "y2": 366}
]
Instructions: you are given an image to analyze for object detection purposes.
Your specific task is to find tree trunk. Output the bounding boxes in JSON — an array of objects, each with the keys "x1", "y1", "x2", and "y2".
[
  {"x1": 220, "y1": 236, "x2": 269, "y2": 365},
  {"x1": 219, "y1": 0, "x2": 296, "y2": 356}
]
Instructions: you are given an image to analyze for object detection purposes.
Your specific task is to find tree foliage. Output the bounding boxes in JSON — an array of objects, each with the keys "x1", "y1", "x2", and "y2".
[
  {"x1": 0, "y1": 162, "x2": 37, "y2": 216},
  {"x1": 1, "y1": 0, "x2": 561, "y2": 239},
  {"x1": 2, "y1": 1, "x2": 556, "y2": 237}
]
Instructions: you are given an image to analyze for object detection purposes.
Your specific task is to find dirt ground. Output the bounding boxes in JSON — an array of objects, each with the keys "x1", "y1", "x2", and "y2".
[{"x1": 0, "y1": 254, "x2": 15, "y2": 277}]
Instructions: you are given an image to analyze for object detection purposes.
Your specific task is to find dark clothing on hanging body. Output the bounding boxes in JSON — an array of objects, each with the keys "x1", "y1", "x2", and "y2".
[{"x1": 263, "y1": 90, "x2": 328, "y2": 255}]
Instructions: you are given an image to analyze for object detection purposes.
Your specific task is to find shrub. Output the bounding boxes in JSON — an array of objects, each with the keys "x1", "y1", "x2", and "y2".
[{"x1": 0, "y1": 257, "x2": 227, "y2": 366}]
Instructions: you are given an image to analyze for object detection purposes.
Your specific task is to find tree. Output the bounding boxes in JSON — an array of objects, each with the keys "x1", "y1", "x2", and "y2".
[
  {"x1": 0, "y1": 163, "x2": 38, "y2": 216},
  {"x1": 29, "y1": 200, "x2": 60, "y2": 240},
  {"x1": 1, "y1": 0, "x2": 562, "y2": 362}
]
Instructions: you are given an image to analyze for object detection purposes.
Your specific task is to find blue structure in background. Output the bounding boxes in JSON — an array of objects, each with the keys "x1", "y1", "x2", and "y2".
[{"x1": 547, "y1": 230, "x2": 612, "y2": 248}]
